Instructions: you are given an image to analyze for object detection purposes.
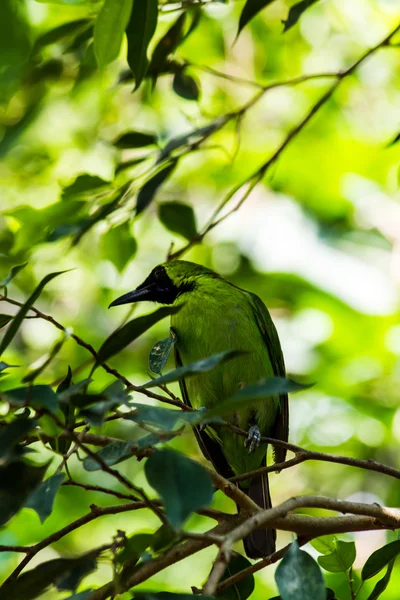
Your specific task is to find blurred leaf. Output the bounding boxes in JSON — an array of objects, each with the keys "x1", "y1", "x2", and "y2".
[
  {"x1": 65, "y1": 592, "x2": 94, "y2": 600},
  {"x1": 237, "y1": 0, "x2": 276, "y2": 38},
  {"x1": 135, "y1": 595, "x2": 215, "y2": 600},
  {"x1": 145, "y1": 449, "x2": 213, "y2": 529},
  {"x1": 362, "y1": 540, "x2": 400, "y2": 580},
  {"x1": 275, "y1": 541, "x2": 326, "y2": 600},
  {"x1": 311, "y1": 535, "x2": 337, "y2": 555},
  {"x1": 318, "y1": 541, "x2": 356, "y2": 573},
  {"x1": 33, "y1": 19, "x2": 91, "y2": 52},
  {"x1": 149, "y1": 329, "x2": 177, "y2": 374},
  {"x1": 0, "y1": 315, "x2": 13, "y2": 330},
  {"x1": 218, "y1": 552, "x2": 255, "y2": 600},
  {"x1": 25, "y1": 473, "x2": 66, "y2": 523},
  {"x1": 114, "y1": 131, "x2": 158, "y2": 149},
  {"x1": 207, "y1": 377, "x2": 309, "y2": 417},
  {"x1": 0, "y1": 261, "x2": 28, "y2": 287},
  {"x1": 172, "y1": 71, "x2": 200, "y2": 101},
  {"x1": 117, "y1": 532, "x2": 153, "y2": 564},
  {"x1": 282, "y1": 0, "x2": 320, "y2": 32},
  {"x1": 94, "y1": 0, "x2": 133, "y2": 67},
  {"x1": 157, "y1": 117, "x2": 227, "y2": 163},
  {"x1": 367, "y1": 559, "x2": 396, "y2": 600},
  {"x1": 151, "y1": 523, "x2": 178, "y2": 553},
  {"x1": 102, "y1": 222, "x2": 137, "y2": 272},
  {"x1": 0, "y1": 270, "x2": 68, "y2": 356},
  {"x1": 2, "y1": 385, "x2": 59, "y2": 413},
  {"x1": 142, "y1": 350, "x2": 245, "y2": 389},
  {"x1": 116, "y1": 156, "x2": 150, "y2": 174},
  {"x1": 0, "y1": 418, "x2": 36, "y2": 466},
  {"x1": 0, "y1": 360, "x2": 18, "y2": 372},
  {"x1": 22, "y1": 337, "x2": 66, "y2": 383},
  {"x1": 124, "y1": 403, "x2": 220, "y2": 430},
  {"x1": 387, "y1": 132, "x2": 400, "y2": 147},
  {"x1": 0, "y1": 554, "x2": 97, "y2": 599},
  {"x1": 136, "y1": 160, "x2": 178, "y2": 215},
  {"x1": 97, "y1": 305, "x2": 181, "y2": 365},
  {"x1": 148, "y1": 13, "x2": 186, "y2": 82},
  {"x1": 0, "y1": 0, "x2": 31, "y2": 102},
  {"x1": 0, "y1": 460, "x2": 49, "y2": 526},
  {"x1": 158, "y1": 202, "x2": 197, "y2": 240},
  {"x1": 126, "y1": 0, "x2": 158, "y2": 89},
  {"x1": 62, "y1": 174, "x2": 109, "y2": 198},
  {"x1": 326, "y1": 591, "x2": 336, "y2": 600},
  {"x1": 57, "y1": 377, "x2": 93, "y2": 402}
]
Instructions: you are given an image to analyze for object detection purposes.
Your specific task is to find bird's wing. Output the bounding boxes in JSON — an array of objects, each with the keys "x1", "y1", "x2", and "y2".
[
  {"x1": 246, "y1": 291, "x2": 289, "y2": 464},
  {"x1": 174, "y1": 345, "x2": 235, "y2": 480}
]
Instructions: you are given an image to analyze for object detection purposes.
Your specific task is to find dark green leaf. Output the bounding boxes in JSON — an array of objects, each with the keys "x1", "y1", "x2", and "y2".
[
  {"x1": 117, "y1": 532, "x2": 153, "y2": 564},
  {"x1": 218, "y1": 552, "x2": 255, "y2": 600},
  {"x1": 79, "y1": 397, "x2": 124, "y2": 427},
  {"x1": 158, "y1": 202, "x2": 197, "y2": 241},
  {"x1": 149, "y1": 329, "x2": 177, "y2": 374},
  {"x1": 65, "y1": 592, "x2": 94, "y2": 600},
  {"x1": 97, "y1": 305, "x2": 181, "y2": 365},
  {"x1": 275, "y1": 541, "x2": 326, "y2": 600},
  {"x1": 33, "y1": 19, "x2": 91, "y2": 52},
  {"x1": 62, "y1": 174, "x2": 109, "y2": 198},
  {"x1": 142, "y1": 350, "x2": 244, "y2": 389},
  {"x1": 2, "y1": 385, "x2": 59, "y2": 413},
  {"x1": 148, "y1": 13, "x2": 186, "y2": 81},
  {"x1": 57, "y1": 366, "x2": 73, "y2": 393},
  {"x1": 0, "y1": 460, "x2": 49, "y2": 526},
  {"x1": 0, "y1": 555, "x2": 97, "y2": 599},
  {"x1": 126, "y1": 0, "x2": 158, "y2": 89},
  {"x1": 94, "y1": 0, "x2": 133, "y2": 67},
  {"x1": 0, "y1": 0, "x2": 31, "y2": 103},
  {"x1": 209, "y1": 377, "x2": 310, "y2": 417},
  {"x1": 318, "y1": 541, "x2": 356, "y2": 573},
  {"x1": 145, "y1": 449, "x2": 213, "y2": 529},
  {"x1": 102, "y1": 223, "x2": 137, "y2": 272},
  {"x1": 282, "y1": 0, "x2": 320, "y2": 32},
  {"x1": 326, "y1": 590, "x2": 337, "y2": 600},
  {"x1": 157, "y1": 117, "x2": 227, "y2": 163},
  {"x1": 0, "y1": 418, "x2": 36, "y2": 466},
  {"x1": 125, "y1": 403, "x2": 219, "y2": 431},
  {"x1": 57, "y1": 378, "x2": 93, "y2": 402},
  {"x1": 0, "y1": 360, "x2": 18, "y2": 372},
  {"x1": 0, "y1": 315, "x2": 13, "y2": 329},
  {"x1": 362, "y1": 540, "x2": 400, "y2": 580},
  {"x1": 0, "y1": 270, "x2": 68, "y2": 356},
  {"x1": 237, "y1": 0, "x2": 276, "y2": 38},
  {"x1": 367, "y1": 559, "x2": 396, "y2": 600},
  {"x1": 114, "y1": 131, "x2": 158, "y2": 149},
  {"x1": 136, "y1": 160, "x2": 178, "y2": 215},
  {"x1": 172, "y1": 71, "x2": 200, "y2": 101},
  {"x1": 25, "y1": 473, "x2": 66, "y2": 523},
  {"x1": 0, "y1": 261, "x2": 28, "y2": 287}
]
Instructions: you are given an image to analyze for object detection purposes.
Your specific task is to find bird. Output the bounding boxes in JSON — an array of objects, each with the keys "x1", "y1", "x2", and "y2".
[{"x1": 109, "y1": 260, "x2": 288, "y2": 558}]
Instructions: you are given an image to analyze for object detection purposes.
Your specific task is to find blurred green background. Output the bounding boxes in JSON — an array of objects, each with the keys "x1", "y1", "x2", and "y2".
[{"x1": 0, "y1": 0, "x2": 400, "y2": 598}]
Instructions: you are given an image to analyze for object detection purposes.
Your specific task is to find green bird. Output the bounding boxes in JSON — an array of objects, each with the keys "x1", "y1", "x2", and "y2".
[{"x1": 110, "y1": 260, "x2": 288, "y2": 558}]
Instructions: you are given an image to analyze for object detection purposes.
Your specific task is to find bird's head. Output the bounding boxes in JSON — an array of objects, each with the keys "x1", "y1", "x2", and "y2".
[{"x1": 109, "y1": 260, "x2": 220, "y2": 308}]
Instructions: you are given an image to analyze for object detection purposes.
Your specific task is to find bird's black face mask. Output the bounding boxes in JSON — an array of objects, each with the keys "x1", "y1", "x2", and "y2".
[{"x1": 109, "y1": 266, "x2": 182, "y2": 307}]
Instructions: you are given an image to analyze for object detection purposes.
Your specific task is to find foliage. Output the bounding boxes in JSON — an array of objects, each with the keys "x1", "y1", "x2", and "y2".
[{"x1": 0, "y1": 0, "x2": 399, "y2": 599}]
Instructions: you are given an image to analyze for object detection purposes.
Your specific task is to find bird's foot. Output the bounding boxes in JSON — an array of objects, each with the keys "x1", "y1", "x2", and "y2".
[{"x1": 244, "y1": 425, "x2": 261, "y2": 454}]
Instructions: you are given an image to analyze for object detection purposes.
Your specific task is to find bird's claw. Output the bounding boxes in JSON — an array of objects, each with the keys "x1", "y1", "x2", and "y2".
[
  {"x1": 244, "y1": 425, "x2": 261, "y2": 454},
  {"x1": 197, "y1": 406, "x2": 207, "y2": 431}
]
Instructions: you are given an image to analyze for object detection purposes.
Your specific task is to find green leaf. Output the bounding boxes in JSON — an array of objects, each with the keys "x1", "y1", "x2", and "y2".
[
  {"x1": 117, "y1": 532, "x2": 153, "y2": 564},
  {"x1": 275, "y1": 541, "x2": 326, "y2": 600},
  {"x1": 97, "y1": 305, "x2": 181, "y2": 365},
  {"x1": 94, "y1": 0, "x2": 133, "y2": 67},
  {"x1": 65, "y1": 592, "x2": 94, "y2": 600},
  {"x1": 0, "y1": 418, "x2": 36, "y2": 466},
  {"x1": 318, "y1": 541, "x2": 356, "y2": 573},
  {"x1": 22, "y1": 337, "x2": 65, "y2": 383},
  {"x1": 102, "y1": 222, "x2": 137, "y2": 273},
  {"x1": 57, "y1": 377, "x2": 93, "y2": 402},
  {"x1": 62, "y1": 174, "x2": 109, "y2": 198},
  {"x1": 125, "y1": 403, "x2": 219, "y2": 431},
  {"x1": 218, "y1": 552, "x2": 255, "y2": 600},
  {"x1": 0, "y1": 360, "x2": 18, "y2": 372},
  {"x1": 362, "y1": 540, "x2": 400, "y2": 580},
  {"x1": 33, "y1": 19, "x2": 91, "y2": 52},
  {"x1": 0, "y1": 460, "x2": 49, "y2": 527},
  {"x1": 149, "y1": 329, "x2": 177, "y2": 374},
  {"x1": 367, "y1": 559, "x2": 396, "y2": 600},
  {"x1": 135, "y1": 595, "x2": 215, "y2": 600},
  {"x1": 0, "y1": 270, "x2": 68, "y2": 356},
  {"x1": 136, "y1": 160, "x2": 178, "y2": 215},
  {"x1": 144, "y1": 449, "x2": 213, "y2": 529},
  {"x1": 207, "y1": 377, "x2": 309, "y2": 418},
  {"x1": 25, "y1": 473, "x2": 66, "y2": 523},
  {"x1": 0, "y1": 0, "x2": 31, "y2": 103},
  {"x1": 151, "y1": 523, "x2": 178, "y2": 553},
  {"x1": 0, "y1": 315, "x2": 13, "y2": 329},
  {"x1": 142, "y1": 350, "x2": 244, "y2": 389},
  {"x1": 126, "y1": 0, "x2": 158, "y2": 89},
  {"x1": 172, "y1": 71, "x2": 200, "y2": 101},
  {"x1": 0, "y1": 555, "x2": 97, "y2": 599},
  {"x1": 311, "y1": 535, "x2": 337, "y2": 555},
  {"x1": 114, "y1": 131, "x2": 158, "y2": 149},
  {"x1": 158, "y1": 202, "x2": 197, "y2": 241},
  {"x1": 282, "y1": 0, "x2": 320, "y2": 32},
  {"x1": 2, "y1": 385, "x2": 59, "y2": 413},
  {"x1": 237, "y1": 0, "x2": 276, "y2": 38},
  {"x1": 148, "y1": 13, "x2": 186, "y2": 82},
  {"x1": 157, "y1": 118, "x2": 226, "y2": 163},
  {"x1": 0, "y1": 261, "x2": 28, "y2": 287}
]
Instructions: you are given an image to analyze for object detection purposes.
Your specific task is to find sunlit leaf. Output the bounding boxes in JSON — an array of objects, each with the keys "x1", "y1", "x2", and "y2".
[
  {"x1": 237, "y1": 0, "x2": 276, "y2": 38},
  {"x1": 126, "y1": 0, "x2": 158, "y2": 89},
  {"x1": 0, "y1": 270, "x2": 68, "y2": 356},
  {"x1": 362, "y1": 540, "x2": 400, "y2": 580},
  {"x1": 275, "y1": 541, "x2": 326, "y2": 600},
  {"x1": 136, "y1": 160, "x2": 178, "y2": 215},
  {"x1": 94, "y1": 0, "x2": 133, "y2": 67},
  {"x1": 145, "y1": 449, "x2": 213, "y2": 529},
  {"x1": 311, "y1": 535, "x2": 337, "y2": 555},
  {"x1": 318, "y1": 541, "x2": 356, "y2": 573},
  {"x1": 172, "y1": 71, "x2": 200, "y2": 101},
  {"x1": 0, "y1": 261, "x2": 28, "y2": 287},
  {"x1": 149, "y1": 329, "x2": 177, "y2": 374},
  {"x1": 282, "y1": 0, "x2": 320, "y2": 32},
  {"x1": 102, "y1": 222, "x2": 137, "y2": 272},
  {"x1": 114, "y1": 131, "x2": 158, "y2": 149},
  {"x1": 218, "y1": 552, "x2": 255, "y2": 600},
  {"x1": 158, "y1": 202, "x2": 198, "y2": 241},
  {"x1": 98, "y1": 305, "x2": 181, "y2": 365},
  {"x1": 25, "y1": 473, "x2": 66, "y2": 523}
]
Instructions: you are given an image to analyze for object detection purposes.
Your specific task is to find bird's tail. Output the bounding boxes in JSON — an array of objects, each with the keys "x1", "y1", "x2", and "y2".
[{"x1": 242, "y1": 472, "x2": 276, "y2": 559}]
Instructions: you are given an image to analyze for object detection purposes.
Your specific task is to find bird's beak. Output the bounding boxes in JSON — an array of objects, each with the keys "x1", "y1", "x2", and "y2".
[{"x1": 108, "y1": 284, "x2": 156, "y2": 308}]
